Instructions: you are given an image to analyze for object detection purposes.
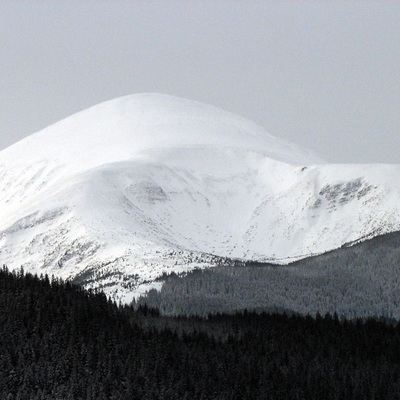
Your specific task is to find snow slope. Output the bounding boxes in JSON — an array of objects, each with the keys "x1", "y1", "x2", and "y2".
[{"x1": 1, "y1": 93, "x2": 400, "y2": 302}]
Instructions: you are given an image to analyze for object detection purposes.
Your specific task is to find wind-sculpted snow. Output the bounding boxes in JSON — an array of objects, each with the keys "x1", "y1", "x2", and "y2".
[{"x1": 1, "y1": 93, "x2": 400, "y2": 302}]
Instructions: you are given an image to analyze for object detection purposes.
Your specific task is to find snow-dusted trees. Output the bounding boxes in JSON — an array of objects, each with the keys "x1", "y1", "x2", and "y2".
[{"x1": 136, "y1": 231, "x2": 400, "y2": 320}]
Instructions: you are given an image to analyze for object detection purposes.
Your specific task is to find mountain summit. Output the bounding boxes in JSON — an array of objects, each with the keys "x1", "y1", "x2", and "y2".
[
  {"x1": 1, "y1": 93, "x2": 399, "y2": 302},
  {"x1": 1, "y1": 93, "x2": 322, "y2": 169}
]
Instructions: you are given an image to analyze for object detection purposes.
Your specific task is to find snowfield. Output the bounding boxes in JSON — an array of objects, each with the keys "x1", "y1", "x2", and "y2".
[{"x1": 1, "y1": 93, "x2": 400, "y2": 302}]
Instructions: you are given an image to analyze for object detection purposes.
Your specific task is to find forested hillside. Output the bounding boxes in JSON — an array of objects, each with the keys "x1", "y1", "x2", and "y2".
[
  {"x1": 1, "y1": 266, "x2": 400, "y2": 399},
  {"x1": 136, "y1": 231, "x2": 400, "y2": 318}
]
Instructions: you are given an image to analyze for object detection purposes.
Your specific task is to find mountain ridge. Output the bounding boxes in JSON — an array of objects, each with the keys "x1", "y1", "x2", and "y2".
[{"x1": 1, "y1": 93, "x2": 399, "y2": 302}]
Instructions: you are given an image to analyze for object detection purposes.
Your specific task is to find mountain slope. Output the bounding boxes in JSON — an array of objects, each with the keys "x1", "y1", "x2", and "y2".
[
  {"x1": 1, "y1": 93, "x2": 400, "y2": 301},
  {"x1": 136, "y1": 231, "x2": 400, "y2": 319}
]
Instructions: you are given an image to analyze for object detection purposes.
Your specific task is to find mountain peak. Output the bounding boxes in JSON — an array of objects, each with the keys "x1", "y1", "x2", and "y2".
[{"x1": 0, "y1": 93, "x2": 323, "y2": 172}]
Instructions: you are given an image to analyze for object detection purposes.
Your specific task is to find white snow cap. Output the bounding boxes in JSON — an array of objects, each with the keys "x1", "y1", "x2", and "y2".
[{"x1": 1, "y1": 93, "x2": 324, "y2": 171}]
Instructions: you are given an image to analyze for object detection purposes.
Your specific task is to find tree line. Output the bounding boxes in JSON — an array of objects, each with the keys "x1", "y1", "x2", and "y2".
[{"x1": 135, "y1": 231, "x2": 400, "y2": 319}]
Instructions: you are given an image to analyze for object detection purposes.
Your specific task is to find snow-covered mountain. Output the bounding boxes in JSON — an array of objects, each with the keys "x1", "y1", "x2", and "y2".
[{"x1": 1, "y1": 93, "x2": 400, "y2": 302}]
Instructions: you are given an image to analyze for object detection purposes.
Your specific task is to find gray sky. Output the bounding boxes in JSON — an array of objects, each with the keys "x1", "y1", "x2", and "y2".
[{"x1": 1, "y1": 0, "x2": 399, "y2": 163}]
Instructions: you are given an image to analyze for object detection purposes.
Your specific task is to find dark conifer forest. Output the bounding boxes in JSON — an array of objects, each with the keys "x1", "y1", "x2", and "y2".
[{"x1": 1, "y1": 266, "x2": 400, "y2": 399}]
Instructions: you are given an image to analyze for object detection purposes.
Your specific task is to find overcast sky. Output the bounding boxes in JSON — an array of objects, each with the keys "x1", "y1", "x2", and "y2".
[{"x1": 1, "y1": 1, "x2": 399, "y2": 163}]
